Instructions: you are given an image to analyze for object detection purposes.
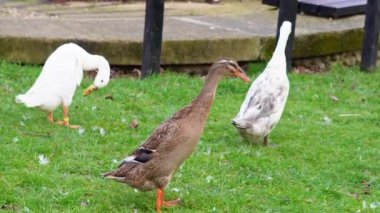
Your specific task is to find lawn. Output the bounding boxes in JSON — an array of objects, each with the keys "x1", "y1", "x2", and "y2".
[{"x1": 0, "y1": 61, "x2": 379, "y2": 212}]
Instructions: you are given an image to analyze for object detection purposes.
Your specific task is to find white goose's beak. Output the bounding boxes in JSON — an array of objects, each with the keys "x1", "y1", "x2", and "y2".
[{"x1": 83, "y1": 85, "x2": 98, "y2": 96}]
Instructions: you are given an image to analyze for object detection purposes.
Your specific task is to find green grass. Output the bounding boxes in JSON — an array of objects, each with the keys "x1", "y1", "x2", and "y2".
[{"x1": 0, "y1": 61, "x2": 379, "y2": 212}]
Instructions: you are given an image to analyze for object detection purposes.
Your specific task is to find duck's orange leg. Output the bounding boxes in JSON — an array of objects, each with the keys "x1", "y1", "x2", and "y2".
[
  {"x1": 263, "y1": 135, "x2": 278, "y2": 147},
  {"x1": 155, "y1": 188, "x2": 180, "y2": 212},
  {"x1": 48, "y1": 112, "x2": 54, "y2": 123},
  {"x1": 155, "y1": 188, "x2": 163, "y2": 212},
  {"x1": 57, "y1": 106, "x2": 80, "y2": 129}
]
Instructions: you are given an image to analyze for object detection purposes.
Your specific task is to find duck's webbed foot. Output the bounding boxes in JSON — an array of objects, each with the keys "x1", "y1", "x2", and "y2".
[
  {"x1": 56, "y1": 106, "x2": 80, "y2": 129},
  {"x1": 155, "y1": 188, "x2": 180, "y2": 212},
  {"x1": 56, "y1": 119, "x2": 80, "y2": 129},
  {"x1": 162, "y1": 198, "x2": 180, "y2": 207}
]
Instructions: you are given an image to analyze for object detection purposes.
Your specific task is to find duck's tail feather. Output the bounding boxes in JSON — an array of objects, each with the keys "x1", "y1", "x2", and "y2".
[
  {"x1": 102, "y1": 172, "x2": 125, "y2": 181},
  {"x1": 15, "y1": 94, "x2": 41, "y2": 108},
  {"x1": 102, "y1": 171, "x2": 112, "y2": 177},
  {"x1": 232, "y1": 118, "x2": 249, "y2": 129},
  {"x1": 102, "y1": 161, "x2": 137, "y2": 181}
]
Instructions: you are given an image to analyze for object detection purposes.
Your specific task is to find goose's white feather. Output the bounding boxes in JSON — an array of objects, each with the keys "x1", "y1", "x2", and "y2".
[
  {"x1": 16, "y1": 43, "x2": 110, "y2": 112},
  {"x1": 232, "y1": 21, "x2": 292, "y2": 144}
]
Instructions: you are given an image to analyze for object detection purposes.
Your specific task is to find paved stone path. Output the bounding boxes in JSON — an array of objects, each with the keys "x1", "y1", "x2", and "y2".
[{"x1": 0, "y1": 0, "x2": 366, "y2": 66}]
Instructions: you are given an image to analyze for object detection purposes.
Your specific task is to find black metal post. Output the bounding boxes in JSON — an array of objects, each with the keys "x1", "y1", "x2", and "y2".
[
  {"x1": 276, "y1": 0, "x2": 298, "y2": 72},
  {"x1": 141, "y1": 0, "x2": 165, "y2": 78},
  {"x1": 360, "y1": 0, "x2": 380, "y2": 72}
]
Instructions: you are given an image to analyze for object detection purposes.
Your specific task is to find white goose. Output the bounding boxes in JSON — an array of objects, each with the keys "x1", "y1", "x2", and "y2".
[
  {"x1": 16, "y1": 43, "x2": 110, "y2": 128},
  {"x1": 232, "y1": 21, "x2": 292, "y2": 146}
]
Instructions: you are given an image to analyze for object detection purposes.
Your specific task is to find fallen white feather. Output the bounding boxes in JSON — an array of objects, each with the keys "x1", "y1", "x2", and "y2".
[
  {"x1": 171, "y1": 188, "x2": 180, "y2": 192},
  {"x1": 78, "y1": 127, "x2": 85, "y2": 135},
  {"x1": 323, "y1": 116, "x2": 332, "y2": 125},
  {"x1": 12, "y1": 137, "x2": 19, "y2": 143},
  {"x1": 99, "y1": 128, "x2": 106, "y2": 136},
  {"x1": 22, "y1": 114, "x2": 31, "y2": 120},
  {"x1": 370, "y1": 201, "x2": 380, "y2": 209},
  {"x1": 38, "y1": 154, "x2": 49, "y2": 165},
  {"x1": 59, "y1": 191, "x2": 69, "y2": 196},
  {"x1": 206, "y1": 147, "x2": 211, "y2": 155},
  {"x1": 206, "y1": 175, "x2": 213, "y2": 183}
]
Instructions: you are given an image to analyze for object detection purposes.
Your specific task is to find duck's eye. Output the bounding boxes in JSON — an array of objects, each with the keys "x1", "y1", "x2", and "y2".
[{"x1": 101, "y1": 80, "x2": 104, "y2": 83}]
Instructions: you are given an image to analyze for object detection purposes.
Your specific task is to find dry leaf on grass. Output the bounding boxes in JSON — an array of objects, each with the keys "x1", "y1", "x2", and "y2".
[
  {"x1": 330, "y1": 95, "x2": 339, "y2": 103},
  {"x1": 130, "y1": 119, "x2": 139, "y2": 129}
]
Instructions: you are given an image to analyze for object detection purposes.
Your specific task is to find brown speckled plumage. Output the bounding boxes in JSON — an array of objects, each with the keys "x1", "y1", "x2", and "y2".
[{"x1": 103, "y1": 58, "x2": 250, "y2": 212}]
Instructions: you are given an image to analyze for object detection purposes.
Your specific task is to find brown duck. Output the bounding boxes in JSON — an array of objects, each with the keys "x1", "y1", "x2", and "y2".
[{"x1": 103, "y1": 58, "x2": 250, "y2": 212}]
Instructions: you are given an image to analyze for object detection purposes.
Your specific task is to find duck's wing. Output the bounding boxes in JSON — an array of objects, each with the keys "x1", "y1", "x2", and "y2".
[
  {"x1": 118, "y1": 147, "x2": 156, "y2": 166},
  {"x1": 234, "y1": 75, "x2": 288, "y2": 125},
  {"x1": 118, "y1": 116, "x2": 181, "y2": 166},
  {"x1": 235, "y1": 73, "x2": 268, "y2": 119},
  {"x1": 105, "y1": 121, "x2": 175, "y2": 179},
  {"x1": 26, "y1": 45, "x2": 82, "y2": 94},
  {"x1": 243, "y1": 90, "x2": 278, "y2": 120}
]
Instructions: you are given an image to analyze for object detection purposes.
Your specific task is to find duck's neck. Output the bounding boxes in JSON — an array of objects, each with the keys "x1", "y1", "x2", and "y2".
[
  {"x1": 82, "y1": 55, "x2": 110, "y2": 84},
  {"x1": 81, "y1": 54, "x2": 107, "y2": 71},
  {"x1": 267, "y1": 30, "x2": 290, "y2": 69},
  {"x1": 192, "y1": 70, "x2": 223, "y2": 113},
  {"x1": 95, "y1": 55, "x2": 110, "y2": 76}
]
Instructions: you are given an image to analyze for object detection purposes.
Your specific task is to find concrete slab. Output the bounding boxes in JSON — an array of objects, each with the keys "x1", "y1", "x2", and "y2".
[{"x1": 0, "y1": 0, "x2": 368, "y2": 66}]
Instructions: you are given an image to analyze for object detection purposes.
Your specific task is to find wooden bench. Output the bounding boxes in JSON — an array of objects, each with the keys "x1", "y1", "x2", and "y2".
[
  {"x1": 263, "y1": 0, "x2": 367, "y2": 18},
  {"x1": 270, "y1": 0, "x2": 379, "y2": 72}
]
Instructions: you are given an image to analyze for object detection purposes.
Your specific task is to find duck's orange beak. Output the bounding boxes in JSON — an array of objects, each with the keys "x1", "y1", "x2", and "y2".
[
  {"x1": 234, "y1": 67, "x2": 251, "y2": 83},
  {"x1": 83, "y1": 85, "x2": 98, "y2": 96}
]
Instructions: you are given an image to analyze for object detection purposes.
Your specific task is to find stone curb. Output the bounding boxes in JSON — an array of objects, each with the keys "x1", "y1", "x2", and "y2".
[{"x1": 0, "y1": 27, "x2": 365, "y2": 66}]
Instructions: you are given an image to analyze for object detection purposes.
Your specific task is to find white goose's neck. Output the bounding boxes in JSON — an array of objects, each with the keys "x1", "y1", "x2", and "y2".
[
  {"x1": 81, "y1": 54, "x2": 105, "y2": 71},
  {"x1": 267, "y1": 30, "x2": 291, "y2": 70},
  {"x1": 81, "y1": 53, "x2": 110, "y2": 76},
  {"x1": 94, "y1": 55, "x2": 110, "y2": 74}
]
